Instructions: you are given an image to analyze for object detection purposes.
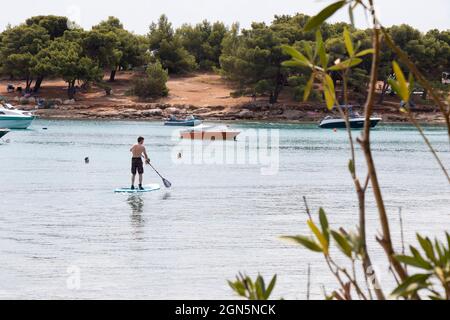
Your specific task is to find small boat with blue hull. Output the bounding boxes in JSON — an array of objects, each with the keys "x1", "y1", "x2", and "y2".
[
  {"x1": 0, "y1": 128, "x2": 10, "y2": 139},
  {"x1": 0, "y1": 103, "x2": 35, "y2": 129},
  {"x1": 319, "y1": 105, "x2": 381, "y2": 129},
  {"x1": 164, "y1": 115, "x2": 202, "y2": 126}
]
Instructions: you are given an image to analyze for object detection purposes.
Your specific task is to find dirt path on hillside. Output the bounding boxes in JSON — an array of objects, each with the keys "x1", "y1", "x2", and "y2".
[{"x1": 0, "y1": 72, "x2": 250, "y2": 107}]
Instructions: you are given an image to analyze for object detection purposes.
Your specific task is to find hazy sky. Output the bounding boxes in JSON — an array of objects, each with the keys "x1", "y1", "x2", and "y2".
[{"x1": 0, "y1": 0, "x2": 448, "y2": 33}]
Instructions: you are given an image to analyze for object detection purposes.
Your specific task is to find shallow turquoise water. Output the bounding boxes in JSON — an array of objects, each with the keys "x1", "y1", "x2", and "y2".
[{"x1": 0, "y1": 119, "x2": 449, "y2": 299}]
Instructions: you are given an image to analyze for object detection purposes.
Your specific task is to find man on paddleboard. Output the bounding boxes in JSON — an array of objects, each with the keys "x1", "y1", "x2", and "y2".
[{"x1": 130, "y1": 136, "x2": 150, "y2": 190}]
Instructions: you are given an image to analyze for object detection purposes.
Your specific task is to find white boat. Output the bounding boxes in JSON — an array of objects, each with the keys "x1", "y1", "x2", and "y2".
[
  {"x1": 0, "y1": 103, "x2": 35, "y2": 129},
  {"x1": 319, "y1": 116, "x2": 382, "y2": 129},
  {"x1": 180, "y1": 124, "x2": 240, "y2": 140},
  {"x1": 319, "y1": 105, "x2": 381, "y2": 129}
]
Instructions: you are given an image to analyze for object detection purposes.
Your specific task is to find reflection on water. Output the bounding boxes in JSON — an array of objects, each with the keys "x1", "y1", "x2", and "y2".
[
  {"x1": 161, "y1": 192, "x2": 171, "y2": 200},
  {"x1": 128, "y1": 194, "x2": 145, "y2": 215},
  {"x1": 128, "y1": 195, "x2": 145, "y2": 239}
]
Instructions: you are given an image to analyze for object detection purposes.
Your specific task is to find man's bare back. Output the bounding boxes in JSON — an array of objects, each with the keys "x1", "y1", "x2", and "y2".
[{"x1": 130, "y1": 143, "x2": 147, "y2": 159}]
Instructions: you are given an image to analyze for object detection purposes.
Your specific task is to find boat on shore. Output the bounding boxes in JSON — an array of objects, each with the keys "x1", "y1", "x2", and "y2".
[
  {"x1": 0, "y1": 128, "x2": 10, "y2": 139},
  {"x1": 164, "y1": 115, "x2": 202, "y2": 126},
  {"x1": 319, "y1": 105, "x2": 381, "y2": 129},
  {"x1": 180, "y1": 125, "x2": 240, "y2": 141},
  {"x1": 0, "y1": 103, "x2": 35, "y2": 129}
]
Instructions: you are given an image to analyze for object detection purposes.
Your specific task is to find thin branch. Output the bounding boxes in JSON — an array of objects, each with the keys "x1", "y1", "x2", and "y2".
[
  {"x1": 362, "y1": 262, "x2": 374, "y2": 300},
  {"x1": 340, "y1": 69, "x2": 357, "y2": 174},
  {"x1": 335, "y1": 55, "x2": 384, "y2": 300},
  {"x1": 303, "y1": 196, "x2": 312, "y2": 220},
  {"x1": 362, "y1": 174, "x2": 370, "y2": 191},
  {"x1": 325, "y1": 256, "x2": 347, "y2": 294},
  {"x1": 328, "y1": 256, "x2": 368, "y2": 300},
  {"x1": 358, "y1": 0, "x2": 409, "y2": 285},
  {"x1": 399, "y1": 207, "x2": 405, "y2": 255},
  {"x1": 307, "y1": 263, "x2": 311, "y2": 300}
]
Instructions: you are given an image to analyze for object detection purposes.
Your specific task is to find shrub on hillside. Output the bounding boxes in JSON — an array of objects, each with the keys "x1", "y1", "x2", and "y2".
[{"x1": 132, "y1": 61, "x2": 169, "y2": 98}]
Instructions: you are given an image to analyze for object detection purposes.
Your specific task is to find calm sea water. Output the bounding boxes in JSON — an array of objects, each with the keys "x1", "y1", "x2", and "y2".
[{"x1": 0, "y1": 119, "x2": 449, "y2": 299}]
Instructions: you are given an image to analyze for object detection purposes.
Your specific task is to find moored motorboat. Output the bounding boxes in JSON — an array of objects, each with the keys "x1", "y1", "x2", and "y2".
[
  {"x1": 319, "y1": 105, "x2": 381, "y2": 129},
  {"x1": 180, "y1": 125, "x2": 240, "y2": 141},
  {"x1": 0, "y1": 128, "x2": 10, "y2": 139},
  {"x1": 319, "y1": 116, "x2": 381, "y2": 129},
  {"x1": 164, "y1": 115, "x2": 202, "y2": 126},
  {"x1": 0, "y1": 103, "x2": 35, "y2": 129}
]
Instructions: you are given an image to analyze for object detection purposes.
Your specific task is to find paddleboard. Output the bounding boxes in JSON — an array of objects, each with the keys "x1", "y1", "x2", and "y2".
[{"x1": 114, "y1": 183, "x2": 160, "y2": 193}]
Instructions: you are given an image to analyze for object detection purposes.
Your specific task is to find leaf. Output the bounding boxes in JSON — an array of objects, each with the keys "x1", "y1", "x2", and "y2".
[
  {"x1": 387, "y1": 79, "x2": 401, "y2": 98},
  {"x1": 303, "y1": 73, "x2": 315, "y2": 102},
  {"x1": 323, "y1": 74, "x2": 336, "y2": 110},
  {"x1": 347, "y1": 231, "x2": 363, "y2": 255},
  {"x1": 321, "y1": 53, "x2": 329, "y2": 69},
  {"x1": 318, "y1": 208, "x2": 329, "y2": 244},
  {"x1": 304, "y1": 42, "x2": 314, "y2": 61},
  {"x1": 316, "y1": 31, "x2": 329, "y2": 69},
  {"x1": 228, "y1": 280, "x2": 246, "y2": 296},
  {"x1": 331, "y1": 230, "x2": 352, "y2": 258},
  {"x1": 324, "y1": 74, "x2": 335, "y2": 94},
  {"x1": 395, "y1": 254, "x2": 432, "y2": 270},
  {"x1": 343, "y1": 27, "x2": 354, "y2": 56},
  {"x1": 417, "y1": 234, "x2": 437, "y2": 264},
  {"x1": 264, "y1": 275, "x2": 277, "y2": 300},
  {"x1": 348, "y1": 5, "x2": 355, "y2": 27},
  {"x1": 410, "y1": 246, "x2": 433, "y2": 270},
  {"x1": 280, "y1": 235, "x2": 323, "y2": 252},
  {"x1": 304, "y1": 1, "x2": 347, "y2": 31},
  {"x1": 281, "y1": 45, "x2": 310, "y2": 65},
  {"x1": 446, "y1": 232, "x2": 450, "y2": 250},
  {"x1": 307, "y1": 219, "x2": 329, "y2": 255},
  {"x1": 256, "y1": 275, "x2": 264, "y2": 299},
  {"x1": 355, "y1": 48, "x2": 374, "y2": 57},
  {"x1": 282, "y1": 60, "x2": 310, "y2": 68},
  {"x1": 435, "y1": 267, "x2": 445, "y2": 283},
  {"x1": 392, "y1": 61, "x2": 409, "y2": 101},
  {"x1": 348, "y1": 159, "x2": 355, "y2": 174},
  {"x1": 408, "y1": 72, "x2": 415, "y2": 95},
  {"x1": 434, "y1": 240, "x2": 445, "y2": 266},
  {"x1": 328, "y1": 57, "x2": 363, "y2": 71},
  {"x1": 324, "y1": 86, "x2": 334, "y2": 110},
  {"x1": 391, "y1": 274, "x2": 431, "y2": 298}
]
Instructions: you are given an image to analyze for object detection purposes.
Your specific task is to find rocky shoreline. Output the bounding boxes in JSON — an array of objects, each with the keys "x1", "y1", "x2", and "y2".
[{"x1": 24, "y1": 100, "x2": 447, "y2": 124}]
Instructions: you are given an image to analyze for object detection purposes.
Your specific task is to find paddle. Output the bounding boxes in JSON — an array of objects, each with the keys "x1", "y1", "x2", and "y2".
[{"x1": 142, "y1": 157, "x2": 172, "y2": 188}]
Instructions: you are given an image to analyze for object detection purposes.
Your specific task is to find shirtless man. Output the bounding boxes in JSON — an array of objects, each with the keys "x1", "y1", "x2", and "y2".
[{"x1": 130, "y1": 136, "x2": 150, "y2": 190}]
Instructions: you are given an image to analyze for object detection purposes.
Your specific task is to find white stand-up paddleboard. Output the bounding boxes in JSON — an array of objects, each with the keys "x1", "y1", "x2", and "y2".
[{"x1": 114, "y1": 183, "x2": 160, "y2": 193}]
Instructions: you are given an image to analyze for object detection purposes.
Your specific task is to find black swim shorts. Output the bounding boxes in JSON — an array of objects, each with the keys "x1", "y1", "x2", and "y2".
[{"x1": 131, "y1": 157, "x2": 144, "y2": 174}]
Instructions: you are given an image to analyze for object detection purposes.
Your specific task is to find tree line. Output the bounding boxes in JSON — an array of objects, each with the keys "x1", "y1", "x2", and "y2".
[{"x1": 0, "y1": 14, "x2": 449, "y2": 100}]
